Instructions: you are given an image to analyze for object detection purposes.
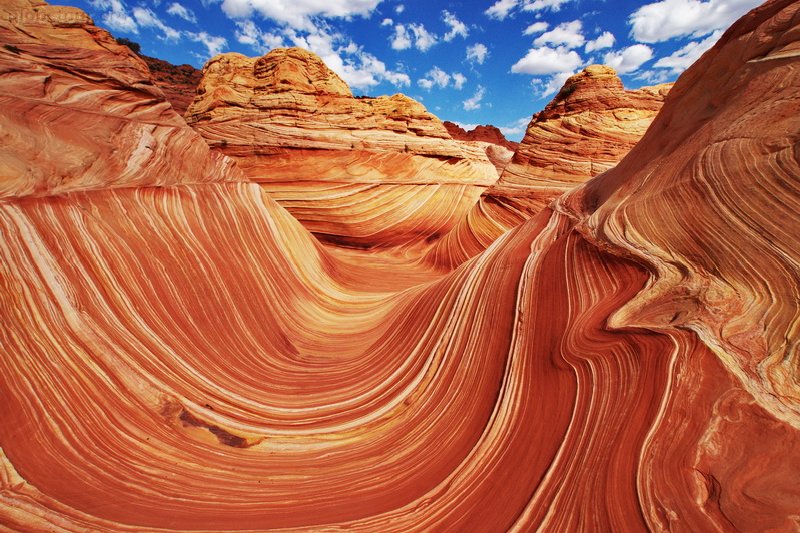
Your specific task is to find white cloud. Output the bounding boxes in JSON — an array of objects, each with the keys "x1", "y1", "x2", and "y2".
[
  {"x1": 219, "y1": 0, "x2": 381, "y2": 30},
  {"x1": 511, "y1": 45, "x2": 582, "y2": 75},
  {"x1": 463, "y1": 85, "x2": 485, "y2": 110},
  {"x1": 390, "y1": 25, "x2": 412, "y2": 50},
  {"x1": 500, "y1": 116, "x2": 531, "y2": 138},
  {"x1": 533, "y1": 20, "x2": 584, "y2": 49},
  {"x1": 132, "y1": 7, "x2": 181, "y2": 40},
  {"x1": 90, "y1": 0, "x2": 138, "y2": 33},
  {"x1": 166, "y1": 2, "x2": 196, "y2": 23},
  {"x1": 584, "y1": 31, "x2": 615, "y2": 52},
  {"x1": 485, "y1": 0, "x2": 517, "y2": 20},
  {"x1": 466, "y1": 43, "x2": 488, "y2": 64},
  {"x1": 629, "y1": 0, "x2": 762, "y2": 42},
  {"x1": 285, "y1": 26, "x2": 409, "y2": 90},
  {"x1": 523, "y1": 21, "x2": 549, "y2": 35},
  {"x1": 186, "y1": 30, "x2": 228, "y2": 58},
  {"x1": 442, "y1": 10, "x2": 469, "y2": 41},
  {"x1": 522, "y1": 0, "x2": 571, "y2": 12},
  {"x1": 603, "y1": 44, "x2": 654, "y2": 74},
  {"x1": 389, "y1": 23, "x2": 437, "y2": 52},
  {"x1": 532, "y1": 70, "x2": 574, "y2": 98},
  {"x1": 417, "y1": 67, "x2": 466, "y2": 90},
  {"x1": 395, "y1": 4, "x2": 405, "y2": 13},
  {"x1": 636, "y1": 69, "x2": 673, "y2": 84},
  {"x1": 235, "y1": 20, "x2": 283, "y2": 52},
  {"x1": 653, "y1": 29, "x2": 722, "y2": 72},
  {"x1": 381, "y1": 17, "x2": 393, "y2": 26},
  {"x1": 409, "y1": 23, "x2": 437, "y2": 51}
]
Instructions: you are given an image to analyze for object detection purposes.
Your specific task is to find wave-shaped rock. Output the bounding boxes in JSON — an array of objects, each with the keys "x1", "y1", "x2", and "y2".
[
  {"x1": 424, "y1": 65, "x2": 672, "y2": 270},
  {"x1": 185, "y1": 47, "x2": 498, "y2": 248},
  {"x1": 0, "y1": 0, "x2": 798, "y2": 531}
]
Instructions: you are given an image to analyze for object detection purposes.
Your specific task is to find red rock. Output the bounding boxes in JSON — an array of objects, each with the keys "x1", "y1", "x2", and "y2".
[
  {"x1": 443, "y1": 121, "x2": 519, "y2": 152},
  {"x1": 140, "y1": 54, "x2": 202, "y2": 116},
  {"x1": 0, "y1": 0, "x2": 798, "y2": 531},
  {"x1": 185, "y1": 48, "x2": 499, "y2": 249},
  {"x1": 424, "y1": 65, "x2": 671, "y2": 270}
]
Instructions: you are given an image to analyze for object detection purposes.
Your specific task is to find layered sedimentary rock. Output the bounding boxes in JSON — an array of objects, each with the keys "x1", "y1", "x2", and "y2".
[
  {"x1": 425, "y1": 66, "x2": 671, "y2": 269},
  {"x1": 443, "y1": 121, "x2": 517, "y2": 175},
  {"x1": 0, "y1": 1, "x2": 237, "y2": 198},
  {"x1": 185, "y1": 48, "x2": 498, "y2": 248},
  {"x1": 141, "y1": 54, "x2": 202, "y2": 116},
  {"x1": 1, "y1": 0, "x2": 799, "y2": 532}
]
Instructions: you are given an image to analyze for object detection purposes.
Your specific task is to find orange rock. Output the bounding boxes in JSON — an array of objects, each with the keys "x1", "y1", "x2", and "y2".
[
  {"x1": 0, "y1": 0, "x2": 798, "y2": 531},
  {"x1": 424, "y1": 65, "x2": 671, "y2": 270},
  {"x1": 185, "y1": 48, "x2": 499, "y2": 248}
]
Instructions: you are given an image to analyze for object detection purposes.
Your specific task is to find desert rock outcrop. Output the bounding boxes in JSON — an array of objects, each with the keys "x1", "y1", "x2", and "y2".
[
  {"x1": 185, "y1": 48, "x2": 498, "y2": 248},
  {"x1": 0, "y1": 0, "x2": 798, "y2": 531},
  {"x1": 425, "y1": 65, "x2": 672, "y2": 269}
]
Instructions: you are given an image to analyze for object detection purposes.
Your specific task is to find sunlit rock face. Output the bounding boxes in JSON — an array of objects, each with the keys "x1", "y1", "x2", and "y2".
[
  {"x1": 1, "y1": 0, "x2": 799, "y2": 532},
  {"x1": 423, "y1": 65, "x2": 672, "y2": 270},
  {"x1": 184, "y1": 47, "x2": 498, "y2": 249},
  {"x1": 0, "y1": 1, "x2": 239, "y2": 199}
]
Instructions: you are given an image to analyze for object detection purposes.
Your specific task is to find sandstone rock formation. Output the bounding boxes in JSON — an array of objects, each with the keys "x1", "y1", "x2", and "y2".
[
  {"x1": 0, "y1": 1, "x2": 237, "y2": 199},
  {"x1": 424, "y1": 65, "x2": 672, "y2": 269},
  {"x1": 1, "y1": 0, "x2": 799, "y2": 531},
  {"x1": 443, "y1": 121, "x2": 517, "y2": 175},
  {"x1": 185, "y1": 48, "x2": 498, "y2": 248},
  {"x1": 141, "y1": 54, "x2": 202, "y2": 116},
  {"x1": 443, "y1": 121, "x2": 519, "y2": 151}
]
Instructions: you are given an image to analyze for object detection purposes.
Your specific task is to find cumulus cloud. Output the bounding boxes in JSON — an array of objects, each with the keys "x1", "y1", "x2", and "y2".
[
  {"x1": 653, "y1": 30, "x2": 722, "y2": 72},
  {"x1": 166, "y1": 2, "x2": 196, "y2": 23},
  {"x1": 533, "y1": 20, "x2": 584, "y2": 49},
  {"x1": 395, "y1": 4, "x2": 405, "y2": 13},
  {"x1": 409, "y1": 23, "x2": 437, "y2": 51},
  {"x1": 390, "y1": 23, "x2": 437, "y2": 52},
  {"x1": 219, "y1": 0, "x2": 381, "y2": 30},
  {"x1": 390, "y1": 24, "x2": 412, "y2": 50},
  {"x1": 90, "y1": 0, "x2": 138, "y2": 33},
  {"x1": 466, "y1": 43, "x2": 488, "y2": 64},
  {"x1": 286, "y1": 25, "x2": 409, "y2": 90},
  {"x1": 603, "y1": 44, "x2": 654, "y2": 74},
  {"x1": 523, "y1": 21, "x2": 548, "y2": 35},
  {"x1": 629, "y1": 0, "x2": 762, "y2": 42},
  {"x1": 531, "y1": 69, "x2": 574, "y2": 98},
  {"x1": 442, "y1": 10, "x2": 469, "y2": 41},
  {"x1": 511, "y1": 45, "x2": 582, "y2": 75},
  {"x1": 522, "y1": 0, "x2": 571, "y2": 12},
  {"x1": 133, "y1": 7, "x2": 181, "y2": 40},
  {"x1": 186, "y1": 30, "x2": 228, "y2": 58},
  {"x1": 463, "y1": 85, "x2": 485, "y2": 110},
  {"x1": 235, "y1": 20, "x2": 283, "y2": 52},
  {"x1": 584, "y1": 31, "x2": 615, "y2": 53},
  {"x1": 500, "y1": 116, "x2": 531, "y2": 138},
  {"x1": 418, "y1": 67, "x2": 465, "y2": 90},
  {"x1": 381, "y1": 17, "x2": 393, "y2": 26},
  {"x1": 485, "y1": 0, "x2": 518, "y2": 20}
]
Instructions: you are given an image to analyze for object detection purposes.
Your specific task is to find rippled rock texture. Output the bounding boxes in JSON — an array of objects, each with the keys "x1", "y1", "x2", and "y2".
[
  {"x1": 424, "y1": 65, "x2": 672, "y2": 269},
  {"x1": 185, "y1": 47, "x2": 498, "y2": 249},
  {"x1": 1, "y1": 0, "x2": 799, "y2": 531},
  {"x1": 141, "y1": 54, "x2": 202, "y2": 116}
]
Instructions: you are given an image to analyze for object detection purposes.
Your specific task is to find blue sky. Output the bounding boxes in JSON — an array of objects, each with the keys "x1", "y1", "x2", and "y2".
[{"x1": 50, "y1": 0, "x2": 763, "y2": 140}]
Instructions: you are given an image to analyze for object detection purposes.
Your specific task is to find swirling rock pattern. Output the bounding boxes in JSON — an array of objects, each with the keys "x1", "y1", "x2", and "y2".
[
  {"x1": 1, "y1": 0, "x2": 799, "y2": 531},
  {"x1": 424, "y1": 66, "x2": 672, "y2": 270},
  {"x1": 185, "y1": 48, "x2": 498, "y2": 249}
]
